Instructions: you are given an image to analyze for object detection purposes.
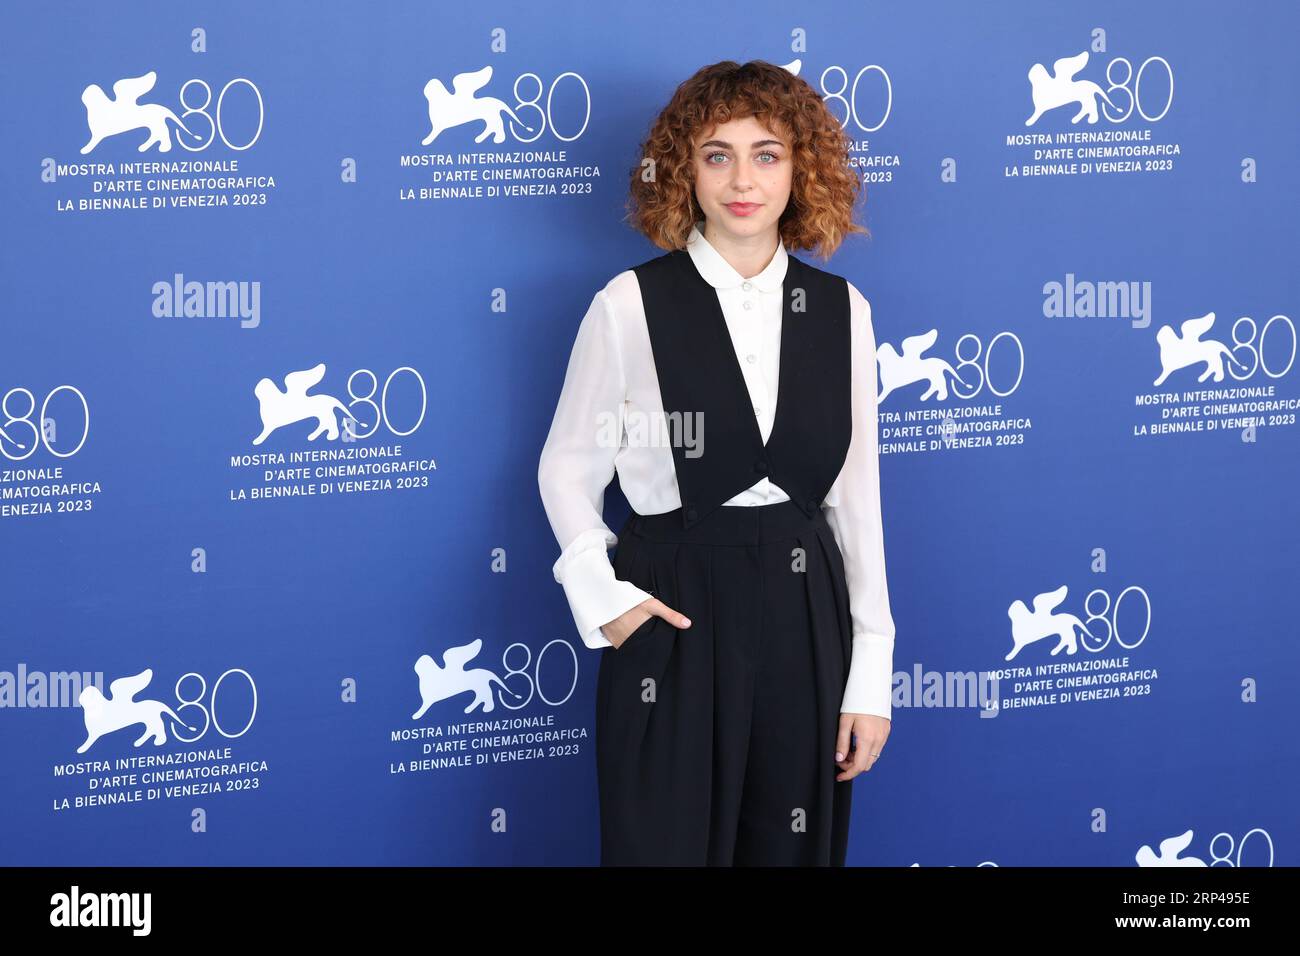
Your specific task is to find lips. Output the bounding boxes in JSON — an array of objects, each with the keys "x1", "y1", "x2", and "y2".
[{"x1": 726, "y1": 202, "x2": 760, "y2": 215}]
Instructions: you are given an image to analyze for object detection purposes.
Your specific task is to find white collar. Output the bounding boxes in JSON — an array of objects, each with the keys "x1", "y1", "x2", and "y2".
[{"x1": 685, "y1": 221, "x2": 788, "y2": 292}]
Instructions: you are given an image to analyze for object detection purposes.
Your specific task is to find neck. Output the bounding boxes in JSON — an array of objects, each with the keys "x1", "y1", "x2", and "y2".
[{"x1": 700, "y1": 220, "x2": 780, "y2": 280}]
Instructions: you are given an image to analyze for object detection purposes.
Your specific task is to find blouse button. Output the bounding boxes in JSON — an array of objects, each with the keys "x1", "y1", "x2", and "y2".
[
  {"x1": 742, "y1": 300, "x2": 752, "y2": 310},
  {"x1": 745, "y1": 353, "x2": 757, "y2": 363},
  {"x1": 742, "y1": 281, "x2": 752, "y2": 291}
]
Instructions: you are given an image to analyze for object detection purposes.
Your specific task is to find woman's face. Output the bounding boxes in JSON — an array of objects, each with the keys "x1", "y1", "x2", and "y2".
[{"x1": 691, "y1": 115, "x2": 792, "y2": 244}]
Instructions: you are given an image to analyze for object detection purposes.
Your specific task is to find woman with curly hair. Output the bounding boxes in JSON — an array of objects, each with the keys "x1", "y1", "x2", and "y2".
[{"x1": 538, "y1": 59, "x2": 896, "y2": 866}]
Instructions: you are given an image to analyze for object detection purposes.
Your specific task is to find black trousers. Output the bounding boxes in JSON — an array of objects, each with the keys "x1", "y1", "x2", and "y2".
[{"x1": 596, "y1": 499, "x2": 855, "y2": 866}]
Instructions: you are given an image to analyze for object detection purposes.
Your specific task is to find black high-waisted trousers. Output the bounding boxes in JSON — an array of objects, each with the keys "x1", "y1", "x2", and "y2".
[{"x1": 595, "y1": 498, "x2": 854, "y2": 866}]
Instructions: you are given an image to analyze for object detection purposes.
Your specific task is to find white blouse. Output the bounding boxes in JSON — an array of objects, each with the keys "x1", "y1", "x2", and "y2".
[{"x1": 537, "y1": 223, "x2": 896, "y2": 719}]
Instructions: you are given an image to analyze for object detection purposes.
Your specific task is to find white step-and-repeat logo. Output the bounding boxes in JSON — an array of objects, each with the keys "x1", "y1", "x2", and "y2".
[
  {"x1": 1, "y1": 383, "x2": 97, "y2": 518},
  {"x1": 390, "y1": 636, "x2": 588, "y2": 778},
  {"x1": 49, "y1": 69, "x2": 275, "y2": 213},
  {"x1": 53, "y1": 666, "x2": 266, "y2": 813},
  {"x1": 987, "y1": 578, "x2": 1157, "y2": 713},
  {"x1": 1134, "y1": 311, "x2": 1297, "y2": 438},
  {"x1": 1005, "y1": 41, "x2": 1181, "y2": 179},
  {"x1": 877, "y1": 328, "x2": 1029, "y2": 455},
  {"x1": 228, "y1": 362, "x2": 437, "y2": 503}
]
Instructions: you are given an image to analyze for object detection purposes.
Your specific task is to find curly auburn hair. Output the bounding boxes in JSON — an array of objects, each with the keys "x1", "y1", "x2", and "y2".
[{"x1": 624, "y1": 60, "x2": 868, "y2": 261}]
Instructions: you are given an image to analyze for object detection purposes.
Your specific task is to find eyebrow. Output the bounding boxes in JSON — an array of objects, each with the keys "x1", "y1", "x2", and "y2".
[{"x1": 698, "y1": 139, "x2": 786, "y2": 150}]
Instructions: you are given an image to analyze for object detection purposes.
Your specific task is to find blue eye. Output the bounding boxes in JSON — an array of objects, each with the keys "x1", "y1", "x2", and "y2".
[{"x1": 704, "y1": 150, "x2": 780, "y2": 165}]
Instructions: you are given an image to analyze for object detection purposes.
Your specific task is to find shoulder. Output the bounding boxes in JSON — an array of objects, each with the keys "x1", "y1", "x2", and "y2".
[
  {"x1": 801, "y1": 259, "x2": 872, "y2": 323},
  {"x1": 790, "y1": 255, "x2": 867, "y2": 314},
  {"x1": 580, "y1": 268, "x2": 645, "y2": 355},
  {"x1": 844, "y1": 279, "x2": 872, "y2": 319},
  {"x1": 837, "y1": 278, "x2": 876, "y2": 354},
  {"x1": 598, "y1": 268, "x2": 642, "y2": 321},
  {"x1": 599, "y1": 247, "x2": 680, "y2": 318}
]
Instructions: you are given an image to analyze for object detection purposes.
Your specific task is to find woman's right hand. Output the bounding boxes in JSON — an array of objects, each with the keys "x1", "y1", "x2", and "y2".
[{"x1": 601, "y1": 598, "x2": 692, "y2": 649}]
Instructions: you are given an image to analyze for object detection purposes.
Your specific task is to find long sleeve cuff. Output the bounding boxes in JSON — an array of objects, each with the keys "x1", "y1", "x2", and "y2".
[
  {"x1": 839, "y1": 630, "x2": 894, "y2": 719},
  {"x1": 552, "y1": 528, "x2": 654, "y2": 650}
]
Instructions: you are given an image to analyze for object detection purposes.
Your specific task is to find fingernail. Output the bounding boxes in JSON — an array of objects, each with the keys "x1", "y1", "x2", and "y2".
[
  {"x1": 835, "y1": 752, "x2": 844, "y2": 761},
  {"x1": 681, "y1": 617, "x2": 691, "y2": 626}
]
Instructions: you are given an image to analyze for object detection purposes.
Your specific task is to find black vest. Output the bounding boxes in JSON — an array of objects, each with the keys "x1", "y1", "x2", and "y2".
[{"x1": 632, "y1": 246, "x2": 852, "y2": 530}]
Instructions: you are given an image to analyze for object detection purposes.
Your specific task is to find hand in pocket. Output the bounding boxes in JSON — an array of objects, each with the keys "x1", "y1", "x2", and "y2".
[{"x1": 601, "y1": 597, "x2": 691, "y2": 649}]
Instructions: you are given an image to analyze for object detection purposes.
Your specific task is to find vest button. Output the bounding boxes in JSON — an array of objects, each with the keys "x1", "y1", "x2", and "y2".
[
  {"x1": 753, "y1": 460, "x2": 768, "y2": 473},
  {"x1": 685, "y1": 507, "x2": 698, "y2": 521}
]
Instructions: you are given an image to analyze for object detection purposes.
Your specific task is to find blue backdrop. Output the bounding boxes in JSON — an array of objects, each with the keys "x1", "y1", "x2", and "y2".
[{"x1": 2, "y1": 0, "x2": 1295, "y2": 867}]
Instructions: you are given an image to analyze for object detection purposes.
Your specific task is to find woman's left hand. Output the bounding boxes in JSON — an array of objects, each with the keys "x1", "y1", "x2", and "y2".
[{"x1": 834, "y1": 713, "x2": 890, "y2": 781}]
